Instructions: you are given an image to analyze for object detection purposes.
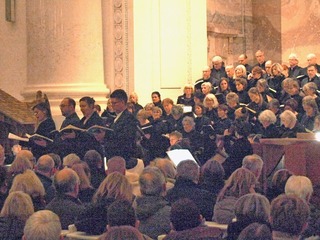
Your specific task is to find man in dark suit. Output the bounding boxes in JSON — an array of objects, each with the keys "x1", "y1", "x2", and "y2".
[
  {"x1": 254, "y1": 50, "x2": 266, "y2": 70},
  {"x1": 104, "y1": 89, "x2": 138, "y2": 166},
  {"x1": 301, "y1": 64, "x2": 320, "y2": 89}
]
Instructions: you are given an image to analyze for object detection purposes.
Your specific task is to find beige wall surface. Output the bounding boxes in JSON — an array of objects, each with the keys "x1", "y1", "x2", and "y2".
[
  {"x1": 0, "y1": 0, "x2": 27, "y2": 100},
  {"x1": 133, "y1": 0, "x2": 207, "y2": 106}
]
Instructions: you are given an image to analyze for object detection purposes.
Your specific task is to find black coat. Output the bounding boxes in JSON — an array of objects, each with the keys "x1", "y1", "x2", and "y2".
[{"x1": 166, "y1": 178, "x2": 215, "y2": 221}]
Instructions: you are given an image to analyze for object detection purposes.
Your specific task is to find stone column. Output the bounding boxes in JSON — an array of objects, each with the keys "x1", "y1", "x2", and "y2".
[
  {"x1": 101, "y1": 0, "x2": 134, "y2": 94},
  {"x1": 21, "y1": 0, "x2": 109, "y2": 126}
]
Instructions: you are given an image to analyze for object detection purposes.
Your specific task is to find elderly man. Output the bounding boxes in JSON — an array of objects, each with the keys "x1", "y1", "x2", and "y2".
[
  {"x1": 135, "y1": 166, "x2": 171, "y2": 239},
  {"x1": 46, "y1": 168, "x2": 85, "y2": 229},
  {"x1": 59, "y1": 97, "x2": 80, "y2": 129},
  {"x1": 35, "y1": 154, "x2": 56, "y2": 203},
  {"x1": 288, "y1": 53, "x2": 303, "y2": 79},
  {"x1": 254, "y1": 50, "x2": 266, "y2": 70},
  {"x1": 210, "y1": 55, "x2": 227, "y2": 84},
  {"x1": 166, "y1": 160, "x2": 215, "y2": 221},
  {"x1": 194, "y1": 66, "x2": 215, "y2": 92},
  {"x1": 23, "y1": 210, "x2": 62, "y2": 240}
]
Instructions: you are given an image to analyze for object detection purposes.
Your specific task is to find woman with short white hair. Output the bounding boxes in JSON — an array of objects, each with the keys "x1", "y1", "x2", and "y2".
[
  {"x1": 280, "y1": 110, "x2": 306, "y2": 138},
  {"x1": 258, "y1": 109, "x2": 281, "y2": 138}
]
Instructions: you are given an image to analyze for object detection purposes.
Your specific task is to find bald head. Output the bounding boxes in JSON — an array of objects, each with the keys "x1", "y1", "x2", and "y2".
[
  {"x1": 107, "y1": 156, "x2": 126, "y2": 175},
  {"x1": 53, "y1": 168, "x2": 79, "y2": 195},
  {"x1": 36, "y1": 155, "x2": 54, "y2": 174}
]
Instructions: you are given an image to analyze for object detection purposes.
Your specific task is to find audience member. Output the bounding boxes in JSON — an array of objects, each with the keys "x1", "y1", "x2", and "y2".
[
  {"x1": 0, "y1": 191, "x2": 34, "y2": 240},
  {"x1": 75, "y1": 172, "x2": 133, "y2": 235},
  {"x1": 10, "y1": 169, "x2": 46, "y2": 211},
  {"x1": 102, "y1": 226, "x2": 145, "y2": 240},
  {"x1": 135, "y1": 167, "x2": 171, "y2": 239},
  {"x1": 0, "y1": 166, "x2": 8, "y2": 210},
  {"x1": 164, "y1": 198, "x2": 222, "y2": 240},
  {"x1": 237, "y1": 222, "x2": 272, "y2": 240},
  {"x1": 46, "y1": 168, "x2": 85, "y2": 229},
  {"x1": 270, "y1": 194, "x2": 310, "y2": 240},
  {"x1": 166, "y1": 160, "x2": 215, "y2": 221},
  {"x1": 62, "y1": 153, "x2": 81, "y2": 168},
  {"x1": 226, "y1": 193, "x2": 271, "y2": 240},
  {"x1": 266, "y1": 169, "x2": 293, "y2": 202},
  {"x1": 71, "y1": 162, "x2": 96, "y2": 203},
  {"x1": 83, "y1": 149, "x2": 106, "y2": 189},
  {"x1": 34, "y1": 154, "x2": 56, "y2": 203},
  {"x1": 213, "y1": 168, "x2": 256, "y2": 224},
  {"x1": 23, "y1": 210, "x2": 62, "y2": 240},
  {"x1": 151, "y1": 158, "x2": 176, "y2": 191},
  {"x1": 285, "y1": 175, "x2": 320, "y2": 238}
]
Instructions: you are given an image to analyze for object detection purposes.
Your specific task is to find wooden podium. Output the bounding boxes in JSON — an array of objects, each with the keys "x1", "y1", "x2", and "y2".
[{"x1": 252, "y1": 137, "x2": 320, "y2": 193}]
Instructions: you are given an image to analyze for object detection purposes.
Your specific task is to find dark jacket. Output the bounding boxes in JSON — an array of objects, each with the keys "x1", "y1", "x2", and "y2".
[
  {"x1": 135, "y1": 195, "x2": 171, "y2": 239},
  {"x1": 46, "y1": 194, "x2": 85, "y2": 229},
  {"x1": 0, "y1": 216, "x2": 25, "y2": 240},
  {"x1": 163, "y1": 225, "x2": 223, "y2": 240},
  {"x1": 79, "y1": 111, "x2": 104, "y2": 129},
  {"x1": 166, "y1": 178, "x2": 215, "y2": 221},
  {"x1": 75, "y1": 198, "x2": 115, "y2": 235},
  {"x1": 60, "y1": 112, "x2": 80, "y2": 129}
]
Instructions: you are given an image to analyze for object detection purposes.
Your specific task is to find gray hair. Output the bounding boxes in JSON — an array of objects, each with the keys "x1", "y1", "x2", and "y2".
[
  {"x1": 258, "y1": 110, "x2": 277, "y2": 124},
  {"x1": 63, "y1": 153, "x2": 81, "y2": 168},
  {"x1": 139, "y1": 166, "x2": 166, "y2": 196},
  {"x1": 53, "y1": 168, "x2": 79, "y2": 194},
  {"x1": 36, "y1": 155, "x2": 54, "y2": 173},
  {"x1": 176, "y1": 160, "x2": 199, "y2": 183},
  {"x1": 285, "y1": 175, "x2": 313, "y2": 202},
  {"x1": 24, "y1": 210, "x2": 62, "y2": 240}
]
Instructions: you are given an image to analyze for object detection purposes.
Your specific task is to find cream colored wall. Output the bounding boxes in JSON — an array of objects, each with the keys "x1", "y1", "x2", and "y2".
[
  {"x1": 0, "y1": 0, "x2": 27, "y2": 100},
  {"x1": 133, "y1": 0, "x2": 207, "y2": 106},
  {"x1": 281, "y1": 0, "x2": 320, "y2": 67}
]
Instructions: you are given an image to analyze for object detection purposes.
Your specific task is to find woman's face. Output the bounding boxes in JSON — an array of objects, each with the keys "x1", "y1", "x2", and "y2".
[
  {"x1": 261, "y1": 120, "x2": 270, "y2": 129},
  {"x1": 33, "y1": 107, "x2": 47, "y2": 122},
  {"x1": 152, "y1": 94, "x2": 160, "y2": 103},
  {"x1": 236, "y1": 82, "x2": 244, "y2": 92},
  {"x1": 152, "y1": 109, "x2": 162, "y2": 120},
  {"x1": 183, "y1": 122, "x2": 193, "y2": 133},
  {"x1": 220, "y1": 80, "x2": 228, "y2": 91},
  {"x1": 235, "y1": 68, "x2": 244, "y2": 78},
  {"x1": 249, "y1": 93, "x2": 260, "y2": 104},
  {"x1": 202, "y1": 85, "x2": 210, "y2": 95},
  {"x1": 272, "y1": 66, "x2": 280, "y2": 76},
  {"x1": 194, "y1": 105, "x2": 203, "y2": 116},
  {"x1": 80, "y1": 100, "x2": 94, "y2": 118},
  {"x1": 303, "y1": 105, "x2": 314, "y2": 117}
]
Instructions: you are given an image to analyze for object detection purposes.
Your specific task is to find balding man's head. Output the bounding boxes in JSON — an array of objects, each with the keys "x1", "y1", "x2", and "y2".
[
  {"x1": 53, "y1": 168, "x2": 79, "y2": 196},
  {"x1": 36, "y1": 155, "x2": 54, "y2": 175},
  {"x1": 107, "y1": 156, "x2": 126, "y2": 175}
]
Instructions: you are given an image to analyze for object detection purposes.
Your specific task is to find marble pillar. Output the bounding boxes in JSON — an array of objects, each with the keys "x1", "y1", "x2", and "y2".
[{"x1": 21, "y1": 0, "x2": 109, "y2": 127}]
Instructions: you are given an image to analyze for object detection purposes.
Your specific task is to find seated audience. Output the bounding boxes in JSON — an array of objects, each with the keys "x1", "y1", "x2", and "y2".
[
  {"x1": 101, "y1": 226, "x2": 145, "y2": 240},
  {"x1": 285, "y1": 175, "x2": 320, "y2": 239},
  {"x1": 166, "y1": 160, "x2": 215, "y2": 221},
  {"x1": 135, "y1": 167, "x2": 171, "y2": 239},
  {"x1": 23, "y1": 210, "x2": 62, "y2": 240},
  {"x1": 199, "y1": 159, "x2": 225, "y2": 196},
  {"x1": 0, "y1": 191, "x2": 34, "y2": 240},
  {"x1": 270, "y1": 194, "x2": 310, "y2": 240},
  {"x1": 237, "y1": 222, "x2": 272, "y2": 240},
  {"x1": 83, "y1": 149, "x2": 106, "y2": 189},
  {"x1": 9, "y1": 169, "x2": 46, "y2": 211},
  {"x1": 213, "y1": 168, "x2": 257, "y2": 224},
  {"x1": 105, "y1": 199, "x2": 152, "y2": 240},
  {"x1": 75, "y1": 172, "x2": 133, "y2": 235},
  {"x1": 46, "y1": 168, "x2": 85, "y2": 229},
  {"x1": 226, "y1": 193, "x2": 271, "y2": 240},
  {"x1": 71, "y1": 162, "x2": 96, "y2": 204},
  {"x1": 163, "y1": 198, "x2": 223, "y2": 240},
  {"x1": 34, "y1": 154, "x2": 56, "y2": 203},
  {"x1": 151, "y1": 158, "x2": 176, "y2": 191},
  {"x1": 0, "y1": 166, "x2": 8, "y2": 210},
  {"x1": 266, "y1": 169, "x2": 293, "y2": 202},
  {"x1": 62, "y1": 153, "x2": 81, "y2": 168}
]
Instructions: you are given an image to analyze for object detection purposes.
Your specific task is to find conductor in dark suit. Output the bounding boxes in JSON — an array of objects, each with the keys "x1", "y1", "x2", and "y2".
[{"x1": 104, "y1": 89, "x2": 138, "y2": 165}]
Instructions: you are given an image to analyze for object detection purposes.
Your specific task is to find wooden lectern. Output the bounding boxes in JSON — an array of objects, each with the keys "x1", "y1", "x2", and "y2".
[{"x1": 252, "y1": 136, "x2": 320, "y2": 193}]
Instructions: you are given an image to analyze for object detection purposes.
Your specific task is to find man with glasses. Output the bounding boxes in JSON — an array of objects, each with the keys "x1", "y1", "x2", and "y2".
[{"x1": 59, "y1": 97, "x2": 80, "y2": 129}]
